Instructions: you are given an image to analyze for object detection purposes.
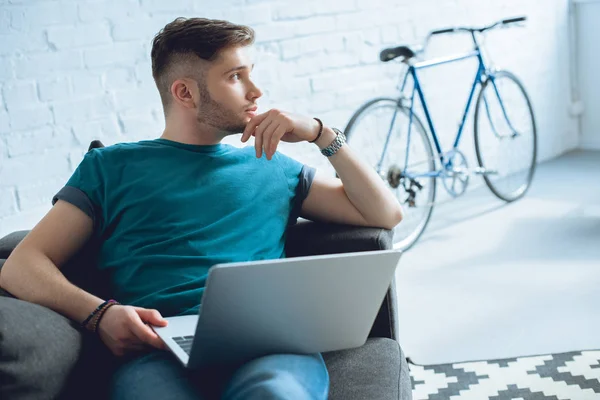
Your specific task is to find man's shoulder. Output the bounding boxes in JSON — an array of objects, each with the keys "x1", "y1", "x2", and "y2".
[
  {"x1": 103, "y1": 140, "x2": 153, "y2": 152},
  {"x1": 85, "y1": 140, "x2": 154, "y2": 159}
]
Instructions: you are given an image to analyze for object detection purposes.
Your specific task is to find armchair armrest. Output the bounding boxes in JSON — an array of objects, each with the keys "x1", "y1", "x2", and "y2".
[
  {"x1": 0, "y1": 230, "x2": 30, "y2": 298},
  {"x1": 0, "y1": 230, "x2": 29, "y2": 259},
  {"x1": 0, "y1": 229, "x2": 109, "y2": 300},
  {"x1": 285, "y1": 219, "x2": 398, "y2": 341},
  {"x1": 285, "y1": 219, "x2": 393, "y2": 257}
]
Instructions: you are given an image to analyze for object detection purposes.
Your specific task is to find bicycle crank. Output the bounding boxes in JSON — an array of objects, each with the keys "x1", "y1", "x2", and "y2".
[{"x1": 441, "y1": 149, "x2": 469, "y2": 197}]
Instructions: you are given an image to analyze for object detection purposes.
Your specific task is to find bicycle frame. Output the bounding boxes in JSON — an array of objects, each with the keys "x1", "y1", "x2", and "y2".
[{"x1": 378, "y1": 33, "x2": 516, "y2": 180}]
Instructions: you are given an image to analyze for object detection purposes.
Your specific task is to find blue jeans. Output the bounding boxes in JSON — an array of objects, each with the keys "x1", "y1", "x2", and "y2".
[{"x1": 110, "y1": 350, "x2": 329, "y2": 400}]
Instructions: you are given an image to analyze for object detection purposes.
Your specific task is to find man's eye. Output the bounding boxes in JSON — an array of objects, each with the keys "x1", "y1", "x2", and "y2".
[{"x1": 231, "y1": 73, "x2": 241, "y2": 80}]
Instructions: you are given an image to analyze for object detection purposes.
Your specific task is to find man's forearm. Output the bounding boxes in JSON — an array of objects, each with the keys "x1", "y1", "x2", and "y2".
[
  {"x1": 315, "y1": 127, "x2": 403, "y2": 229},
  {"x1": 0, "y1": 249, "x2": 104, "y2": 324}
]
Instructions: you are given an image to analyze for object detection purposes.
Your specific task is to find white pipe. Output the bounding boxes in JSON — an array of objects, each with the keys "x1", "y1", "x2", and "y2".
[{"x1": 567, "y1": 0, "x2": 584, "y2": 116}]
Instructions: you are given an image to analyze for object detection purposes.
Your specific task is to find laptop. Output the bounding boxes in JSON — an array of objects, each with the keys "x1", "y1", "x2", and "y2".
[{"x1": 152, "y1": 249, "x2": 402, "y2": 369}]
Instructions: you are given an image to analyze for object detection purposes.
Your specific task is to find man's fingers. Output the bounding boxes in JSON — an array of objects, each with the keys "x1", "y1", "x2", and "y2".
[
  {"x1": 254, "y1": 118, "x2": 273, "y2": 158},
  {"x1": 129, "y1": 314, "x2": 167, "y2": 350},
  {"x1": 241, "y1": 127, "x2": 253, "y2": 143},
  {"x1": 242, "y1": 112, "x2": 269, "y2": 142},
  {"x1": 269, "y1": 125, "x2": 287, "y2": 160},
  {"x1": 134, "y1": 307, "x2": 168, "y2": 327},
  {"x1": 261, "y1": 121, "x2": 280, "y2": 160}
]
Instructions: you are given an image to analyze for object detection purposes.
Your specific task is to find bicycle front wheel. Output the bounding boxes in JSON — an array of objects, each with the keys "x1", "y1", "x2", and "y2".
[
  {"x1": 474, "y1": 70, "x2": 537, "y2": 202},
  {"x1": 344, "y1": 97, "x2": 436, "y2": 250}
]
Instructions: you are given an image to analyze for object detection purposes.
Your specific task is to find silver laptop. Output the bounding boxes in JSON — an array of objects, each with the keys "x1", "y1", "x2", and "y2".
[{"x1": 152, "y1": 249, "x2": 402, "y2": 369}]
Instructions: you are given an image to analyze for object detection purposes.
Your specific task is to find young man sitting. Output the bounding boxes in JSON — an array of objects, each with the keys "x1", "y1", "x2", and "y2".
[{"x1": 0, "y1": 17, "x2": 403, "y2": 400}]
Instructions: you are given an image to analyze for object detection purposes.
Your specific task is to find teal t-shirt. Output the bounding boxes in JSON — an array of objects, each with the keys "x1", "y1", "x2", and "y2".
[{"x1": 52, "y1": 138, "x2": 315, "y2": 317}]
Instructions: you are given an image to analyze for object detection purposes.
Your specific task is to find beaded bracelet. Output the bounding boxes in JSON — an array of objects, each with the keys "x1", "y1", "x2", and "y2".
[
  {"x1": 81, "y1": 300, "x2": 109, "y2": 328},
  {"x1": 89, "y1": 301, "x2": 119, "y2": 333},
  {"x1": 81, "y1": 299, "x2": 119, "y2": 332}
]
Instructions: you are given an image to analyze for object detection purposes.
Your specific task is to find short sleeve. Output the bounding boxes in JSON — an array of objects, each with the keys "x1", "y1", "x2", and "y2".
[
  {"x1": 52, "y1": 149, "x2": 104, "y2": 234},
  {"x1": 273, "y1": 151, "x2": 316, "y2": 226}
]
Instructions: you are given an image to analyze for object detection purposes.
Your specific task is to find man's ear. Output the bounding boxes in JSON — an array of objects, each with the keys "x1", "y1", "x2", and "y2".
[{"x1": 170, "y1": 78, "x2": 197, "y2": 109}]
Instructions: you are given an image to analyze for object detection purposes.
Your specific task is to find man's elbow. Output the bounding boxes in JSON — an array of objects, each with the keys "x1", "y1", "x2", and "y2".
[
  {"x1": 378, "y1": 204, "x2": 404, "y2": 230},
  {"x1": 0, "y1": 253, "x2": 17, "y2": 293},
  {"x1": 393, "y1": 204, "x2": 404, "y2": 225}
]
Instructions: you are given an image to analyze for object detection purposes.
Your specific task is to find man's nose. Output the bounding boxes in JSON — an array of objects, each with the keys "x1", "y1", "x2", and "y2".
[{"x1": 248, "y1": 81, "x2": 263, "y2": 100}]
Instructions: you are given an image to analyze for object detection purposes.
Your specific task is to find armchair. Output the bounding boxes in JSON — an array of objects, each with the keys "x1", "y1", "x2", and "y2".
[{"x1": 0, "y1": 141, "x2": 412, "y2": 400}]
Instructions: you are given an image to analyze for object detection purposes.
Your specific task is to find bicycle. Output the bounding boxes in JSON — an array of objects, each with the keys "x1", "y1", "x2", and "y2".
[{"x1": 344, "y1": 16, "x2": 537, "y2": 251}]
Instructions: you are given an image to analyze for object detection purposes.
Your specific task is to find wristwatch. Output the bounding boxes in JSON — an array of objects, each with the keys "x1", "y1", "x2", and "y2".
[{"x1": 321, "y1": 127, "x2": 346, "y2": 157}]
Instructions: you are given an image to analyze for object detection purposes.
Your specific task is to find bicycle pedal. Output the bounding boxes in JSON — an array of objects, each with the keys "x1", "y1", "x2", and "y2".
[
  {"x1": 473, "y1": 167, "x2": 498, "y2": 175},
  {"x1": 451, "y1": 167, "x2": 468, "y2": 175}
]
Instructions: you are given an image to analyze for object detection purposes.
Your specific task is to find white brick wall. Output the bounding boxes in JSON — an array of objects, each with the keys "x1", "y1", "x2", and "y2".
[{"x1": 0, "y1": 0, "x2": 579, "y2": 236}]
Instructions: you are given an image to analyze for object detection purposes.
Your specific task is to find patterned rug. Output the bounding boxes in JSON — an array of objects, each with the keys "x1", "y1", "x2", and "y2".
[{"x1": 409, "y1": 350, "x2": 600, "y2": 399}]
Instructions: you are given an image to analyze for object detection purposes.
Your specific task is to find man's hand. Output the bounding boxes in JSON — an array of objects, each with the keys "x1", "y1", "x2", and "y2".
[
  {"x1": 97, "y1": 305, "x2": 169, "y2": 357},
  {"x1": 241, "y1": 109, "x2": 320, "y2": 160}
]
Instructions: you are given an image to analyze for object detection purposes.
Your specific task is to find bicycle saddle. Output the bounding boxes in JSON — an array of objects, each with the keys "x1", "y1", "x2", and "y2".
[{"x1": 379, "y1": 45, "x2": 419, "y2": 62}]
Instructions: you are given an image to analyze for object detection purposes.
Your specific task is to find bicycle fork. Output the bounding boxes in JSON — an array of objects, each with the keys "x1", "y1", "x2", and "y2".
[{"x1": 482, "y1": 76, "x2": 521, "y2": 139}]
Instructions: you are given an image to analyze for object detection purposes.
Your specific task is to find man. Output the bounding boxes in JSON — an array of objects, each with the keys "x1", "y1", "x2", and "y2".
[{"x1": 0, "y1": 17, "x2": 403, "y2": 399}]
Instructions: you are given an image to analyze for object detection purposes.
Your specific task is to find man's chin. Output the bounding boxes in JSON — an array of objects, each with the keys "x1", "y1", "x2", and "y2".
[{"x1": 220, "y1": 123, "x2": 247, "y2": 135}]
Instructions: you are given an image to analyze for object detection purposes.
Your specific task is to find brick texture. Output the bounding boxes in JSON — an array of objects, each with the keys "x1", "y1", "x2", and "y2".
[{"x1": 0, "y1": 0, "x2": 580, "y2": 235}]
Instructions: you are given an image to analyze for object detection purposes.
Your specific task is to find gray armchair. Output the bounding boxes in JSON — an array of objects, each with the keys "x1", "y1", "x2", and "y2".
[
  {"x1": 0, "y1": 221, "x2": 411, "y2": 400},
  {"x1": 0, "y1": 142, "x2": 412, "y2": 400}
]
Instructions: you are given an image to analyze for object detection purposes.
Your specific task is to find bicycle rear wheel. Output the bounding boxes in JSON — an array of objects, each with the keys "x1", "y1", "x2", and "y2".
[
  {"x1": 344, "y1": 97, "x2": 436, "y2": 250},
  {"x1": 474, "y1": 70, "x2": 537, "y2": 202}
]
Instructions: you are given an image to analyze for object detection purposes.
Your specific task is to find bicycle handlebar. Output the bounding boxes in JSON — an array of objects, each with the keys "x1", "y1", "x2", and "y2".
[
  {"x1": 430, "y1": 28, "x2": 456, "y2": 36},
  {"x1": 388, "y1": 16, "x2": 527, "y2": 62},
  {"x1": 428, "y1": 16, "x2": 527, "y2": 37},
  {"x1": 501, "y1": 16, "x2": 527, "y2": 25}
]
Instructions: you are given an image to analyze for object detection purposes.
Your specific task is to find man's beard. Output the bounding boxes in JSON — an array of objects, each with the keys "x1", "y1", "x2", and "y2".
[{"x1": 196, "y1": 88, "x2": 246, "y2": 134}]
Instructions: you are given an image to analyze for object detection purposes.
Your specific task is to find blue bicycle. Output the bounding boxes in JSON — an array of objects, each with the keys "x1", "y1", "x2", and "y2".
[{"x1": 344, "y1": 16, "x2": 537, "y2": 250}]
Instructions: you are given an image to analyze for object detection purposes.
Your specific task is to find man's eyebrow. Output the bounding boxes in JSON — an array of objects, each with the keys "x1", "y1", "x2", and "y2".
[{"x1": 223, "y1": 64, "x2": 255, "y2": 75}]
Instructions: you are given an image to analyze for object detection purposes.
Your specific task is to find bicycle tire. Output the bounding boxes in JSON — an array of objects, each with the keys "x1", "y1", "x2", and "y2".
[
  {"x1": 344, "y1": 97, "x2": 437, "y2": 251},
  {"x1": 474, "y1": 70, "x2": 537, "y2": 202}
]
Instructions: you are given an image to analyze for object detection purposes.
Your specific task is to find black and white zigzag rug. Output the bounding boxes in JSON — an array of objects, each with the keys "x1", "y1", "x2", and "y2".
[{"x1": 409, "y1": 350, "x2": 600, "y2": 399}]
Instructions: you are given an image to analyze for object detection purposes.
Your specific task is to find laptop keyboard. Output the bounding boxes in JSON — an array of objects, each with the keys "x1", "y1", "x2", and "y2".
[{"x1": 172, "y1": 335, "x2": 194, "y2": 355}]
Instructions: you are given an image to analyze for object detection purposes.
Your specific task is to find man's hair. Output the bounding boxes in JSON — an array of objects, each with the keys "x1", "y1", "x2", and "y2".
[{"x1": 151, "y1": 17, "x2": 255, "y2": 111}]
